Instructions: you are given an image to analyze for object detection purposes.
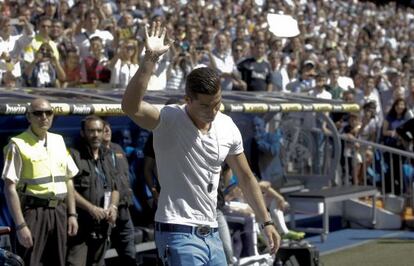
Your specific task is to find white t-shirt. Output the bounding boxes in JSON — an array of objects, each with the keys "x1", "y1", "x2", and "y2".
[
  {"x1": 110, "y1": 59, "x2": 139, "y2": 88},
  {"x1": 153, "y1": 105, "x2": 243, "y2": 227},
  {"x1": 211, "y1": 49, "x2": 236, "y2": 91},
  {"x1": 74, "y1": 29, "x2": 114, "y2": 59}
]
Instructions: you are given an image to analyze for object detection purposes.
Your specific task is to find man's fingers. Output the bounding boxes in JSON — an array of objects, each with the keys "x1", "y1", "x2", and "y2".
[
  {"x1": 150, "y1": 22, "x2": 156, "y2": 37},
  {"x1": 160, "y1": 26, "x2": 166, "y2": 40},
  {"x1": 144, "y1": 24, "x2": 149, "y2": 40}
]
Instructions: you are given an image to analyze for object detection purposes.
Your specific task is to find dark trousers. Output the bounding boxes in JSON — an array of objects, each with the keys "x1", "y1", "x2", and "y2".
[
  {"x1": 66, "y1": 234, "x2": 108, "y2": 266},
  {"x1": 66, "y1": 218, "x2": 110, "y2": 266},
  {"x1": 110, "y1": 207, "x2": 136, "y2": 265},
  {"x1": 16, "y1": 204, "x2": 67, "y2": 266}
]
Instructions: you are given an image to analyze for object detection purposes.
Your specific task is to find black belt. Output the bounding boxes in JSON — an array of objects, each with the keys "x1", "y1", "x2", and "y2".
[
  {"x1": 23, "y1": 196, "x2": 65, "y2": 208},
  {"x1": 155, "y1": 222, "x2": 218, "y2": 237}
]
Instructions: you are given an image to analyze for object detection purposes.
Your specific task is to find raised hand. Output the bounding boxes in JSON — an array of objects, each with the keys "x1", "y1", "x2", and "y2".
[{"x1": 144, "y1": 21, "x2": 172, "y2": 57}]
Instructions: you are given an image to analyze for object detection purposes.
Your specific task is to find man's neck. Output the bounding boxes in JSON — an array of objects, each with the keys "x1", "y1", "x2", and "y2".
[
  {"x1": 31, "y1": 127, "x2": 47, "y2": 140},
  {"x1": 92, "y1": 147, "x2": 99, "y2": 160},
  {"x1": 185, "y1": 106, "x2": 211, "y2": 133}
]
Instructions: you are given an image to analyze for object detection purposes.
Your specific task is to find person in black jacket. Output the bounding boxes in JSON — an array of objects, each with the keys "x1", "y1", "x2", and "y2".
[
  {"x1": 67, "y1": 115, "x2": 119, "y2": 266},
  {"x1": 103, "y1": 121, "x2": 136, "y2": 265}
]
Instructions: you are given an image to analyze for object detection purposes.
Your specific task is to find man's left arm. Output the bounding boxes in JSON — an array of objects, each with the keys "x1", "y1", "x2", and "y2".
[
  {"x1": 65, "y1": 151, "x2": 79, "y2": 236},
  {"x1": 107, "y1": 168, "x2": 120, "y2": 225},
  {"x1": 226, "y1": 152, "x2": 280, "y2": 254},
  {"x1": 107, "y1": 189, "x2": 119, "y2": 225},
  {"x1": 66, "y1": 179, "x2": 78, "y2": 236}
]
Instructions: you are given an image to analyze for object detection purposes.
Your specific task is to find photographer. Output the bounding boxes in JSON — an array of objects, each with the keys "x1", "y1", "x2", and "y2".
[
  {"x1": 24, "y1": 42, "x2": 66, "y2": 88},
  {"x1": 166, "y1": 49, "x2": 192, "y2": 90}
]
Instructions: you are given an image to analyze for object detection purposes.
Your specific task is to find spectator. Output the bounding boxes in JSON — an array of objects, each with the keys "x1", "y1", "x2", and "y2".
[
  {"x1": 359, "y1": 101, "x2": 380, "y2": 143},
  {"x1": 56, "y1": 0, "x2": 75, "y2": 28},
  {"x1": 0, "y1": 15, "x2": 34, "y2": 82},
  {"x1": 165, "y1": 50, "x2": 192, "y2": 90},
  {"x1": 23, "y1": 16, "x2": 60, "y2": 64},
  {"x1": 114, "y1": 11, "x2": 138, "y2": 43},
  {"x1": 210, "y1": 32, "x2": 236, "y2": 91},
  {"x1": 268, "y1": 51, "x2": 289, "y2": 93},
  {"x1": 80, "y1": 36, "x2": 111, "y2": 86},
  {"x1": 74, "y1": 10, "x2": 114, "y2": 59},
  {"x1": 67, "y1": 115, "x2": 119, "y2": 266},
  {"x1": 250, "y1": 116, "x2": 284, "y2": 187},
  {"x1": 380, "y1": 72, "x2": 407, "y2": 115},
  {"x1": 327, "y1": 67, "x2": 345, "y2": 100},
  {"x1": 40, "y1": 0, "x2": 58, "y2": 20},
  {"x1": 108, "y1": 38, "x2": 140, "y2": 88},
  {"x1": 382, "y1": 98, "x2": 413, "y2": 194},
  {"x1": 102, "y1": 121, "x2": 136, "y2": 266},
  {"x1": 62, "y1": 48, "x2": 82, "y2": 88},
  {"x1": 2, "y1": 98, "x2": 78, "y2": 266},
  {"x1": 309, "y1": 71, "x2": 332, "y2": 100},
  {"x1": 286, "y1": 59, "x2": 316, "y2": 93},
  {"x1": 355, "y1": 75, "x2": 383, "y2": 126},
  {"x1": 237, "y1": 40, "x2": 272, "y2": 92},
  {"x1": 343, "y1": 113, "x2": 363, "y2": 185},
  {"x1": 1, "y1": 70, "x2": 17, "y2": 89},
  {"x1": 50, "y1": 19, "x2": 72, "y2": 59},
  {"x1": 24, "y1": 42, "x2": 66, "y2": 88}
]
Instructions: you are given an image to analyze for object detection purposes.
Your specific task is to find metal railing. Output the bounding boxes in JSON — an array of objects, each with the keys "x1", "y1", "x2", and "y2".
[
  {"x1": 276, "y1": 111, "x2": 413, "y2": 209},
  {"x1": 339, "y1": 135, "x2": 414, "y2": 208}
]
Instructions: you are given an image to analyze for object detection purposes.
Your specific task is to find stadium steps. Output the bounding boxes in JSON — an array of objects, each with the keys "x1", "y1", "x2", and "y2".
[{"x1": 345, "y1": 198, "x2": 401, "y2": 229}]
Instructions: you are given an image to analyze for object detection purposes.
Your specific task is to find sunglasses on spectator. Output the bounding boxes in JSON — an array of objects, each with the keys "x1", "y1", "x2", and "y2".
[
  {"x1": 126, "y1": 45, "x2": 135, "y2": 50},
  {"x1": 31, "y1": 110, "x2": 54, "y2": 117}
]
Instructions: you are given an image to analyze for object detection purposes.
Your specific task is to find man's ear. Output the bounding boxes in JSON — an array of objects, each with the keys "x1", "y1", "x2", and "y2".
[
  {"x1": 184, "y1": 95, "x2": 191, "y2": 104},
  {"x1": 25, "y1": 112, "x2": 32, "y2": 122}
]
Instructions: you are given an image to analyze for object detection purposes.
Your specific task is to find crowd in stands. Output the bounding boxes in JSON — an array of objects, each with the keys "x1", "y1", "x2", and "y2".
[{"x1": 1, "y1": 0, "x2": 414, "y2": 187}]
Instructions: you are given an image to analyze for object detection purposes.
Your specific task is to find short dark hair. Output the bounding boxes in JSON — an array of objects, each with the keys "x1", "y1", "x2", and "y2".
[
  {"x1": 37, "y1": 16, "x2": 51, "y2": 28},
  {"x1": 185, "y1": 67, "x2": 220, "y2": 99},
  {"x1": 81, "y1": 115, "x2": 104, "y2": 131}
]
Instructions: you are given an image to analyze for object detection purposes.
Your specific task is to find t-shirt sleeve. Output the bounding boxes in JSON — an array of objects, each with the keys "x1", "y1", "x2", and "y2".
[
  {"x1": 153, "y1": 105, "x2": 179, "y2": 134},
  {"x1": 66, "y1": 150, "x2": 79, "y2": 179},
  {"x1": 1, "y1": 143, "x2": 22, "y2": 183},
  {"x1": 228, "y1": 120, "x2": 244, "y2": 155}
]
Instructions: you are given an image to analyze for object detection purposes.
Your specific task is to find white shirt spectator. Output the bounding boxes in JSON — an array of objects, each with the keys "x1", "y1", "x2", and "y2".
[
  {"x1": 211, "y1": 49, "x2": 236, "y2": 91},
  {"x1": 110, "y1": 59, "x2": 139, "y2": 88},
  {"x1": 74, "y1": 29, "x2": 113, "y2": 59}
]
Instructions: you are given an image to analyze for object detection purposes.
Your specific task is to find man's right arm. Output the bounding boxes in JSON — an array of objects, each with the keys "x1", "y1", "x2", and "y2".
[
  {"x1": 4, "y1": 180, "x2": 33, "y2": 248},
  {"x1": 122, "y1": 22, "x2": 171, "y2": 130}
]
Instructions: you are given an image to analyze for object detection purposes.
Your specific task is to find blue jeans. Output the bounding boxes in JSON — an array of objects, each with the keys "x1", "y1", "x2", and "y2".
[{"x1": 155, "y1": 227, "x2": 226, "y2": 266}]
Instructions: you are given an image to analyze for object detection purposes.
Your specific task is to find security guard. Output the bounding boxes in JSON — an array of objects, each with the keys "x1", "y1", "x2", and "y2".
[
  {"x1": 67, "y1": 115, "x2": 119, "y2": 266},
  {"x1": 2, "y1": 98, "x2": 79, "y2": 266}
]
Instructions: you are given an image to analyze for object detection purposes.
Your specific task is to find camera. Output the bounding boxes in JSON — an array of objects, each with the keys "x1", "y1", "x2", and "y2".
[{"x1": 41, "y1": 49, "x2": 52, "y2": 58}]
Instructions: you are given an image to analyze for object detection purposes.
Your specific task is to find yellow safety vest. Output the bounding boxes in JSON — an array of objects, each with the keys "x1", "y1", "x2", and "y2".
[{"x1": 12, "y1": 131, "x2": 68, "y2": 199}]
